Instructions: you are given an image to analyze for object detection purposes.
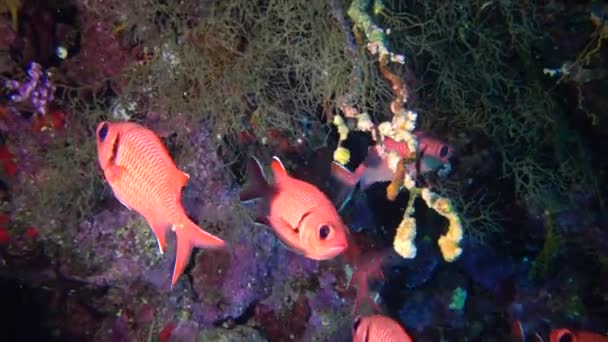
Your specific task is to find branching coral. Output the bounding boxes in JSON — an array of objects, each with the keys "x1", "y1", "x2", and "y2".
[
  {"x1": 0, "y1": 0, "x2": 20, "y2": 31},
  {"x1": 336, "y1": 0, "x2": 463, "y2": 262},
  {"x1": 376, "y1": 1, "x2": 599, "y2": 214},
  {"x1": 110, "y1": 0, "x2": 375, "y2": 152}
]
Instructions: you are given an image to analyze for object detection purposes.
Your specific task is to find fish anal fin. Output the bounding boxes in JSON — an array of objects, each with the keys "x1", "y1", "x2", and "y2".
[
  {"x1": 177, "y1": 170, "x2": 190, "y2": 187},
  {"x1": 144, "y1": 215, "x2": 169, "y2": 254},
  {"x1": 240, "y1": 157, "x2": 270, "y2": 202},
  {"x1": 114, "y1": 191, "x2": 132, "y2": 211},
  {"x1": 171, "y1": 218, "x2": 226, "y2": 287},
  {"x1": 267, "y1": 216, "x2": 307, "y2": 256},
  {"x1": 109, "y1": 184, "x2": 133, "y2": 210}
]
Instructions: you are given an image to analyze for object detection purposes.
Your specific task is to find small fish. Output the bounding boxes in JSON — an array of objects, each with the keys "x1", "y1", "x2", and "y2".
[
  {"x1": 95, "y1": 121, "x2": 226, "y2": 287},
  {"x1": 352, "y1": 314, "x2": 413, "y2": 342},
  {"x1": 383, "y1": 133, "x2": 453, "y2": 163},
  {"x1": 240, "y1": 156, "x2": 348, "y2": 260},
  {"x1": 331, "y1": 132, "x2": 453, "y2": 209}
]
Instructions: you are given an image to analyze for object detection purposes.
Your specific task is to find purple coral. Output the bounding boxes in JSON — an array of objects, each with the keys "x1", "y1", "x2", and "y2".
[{"x1": 5, "y1": 62, "x2": 55, "y2": 115}]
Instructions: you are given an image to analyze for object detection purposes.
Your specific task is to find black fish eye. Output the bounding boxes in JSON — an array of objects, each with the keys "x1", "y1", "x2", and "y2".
[
  {"x1": 319, "y1": 225, "x2": 330, "y2": 240},
  {"x1": 557, "y1": 333, "x2": 574, "y2": 342},
  {"x1": 98, "y1": 123, "x2": 109, "y2": 142},
  {"x1": 439, "y1": 145, "x2": 449, "y2": 158}
]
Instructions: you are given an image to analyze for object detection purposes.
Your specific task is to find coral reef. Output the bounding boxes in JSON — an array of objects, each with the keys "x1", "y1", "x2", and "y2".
[{"x1": 0, "y1": 0, "x2": 606, "y2": 341}]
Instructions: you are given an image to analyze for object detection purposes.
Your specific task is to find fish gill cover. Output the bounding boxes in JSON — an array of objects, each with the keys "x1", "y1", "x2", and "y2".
[{"x1": 0, "y1": 0, "x2": 606, "y2": 341}]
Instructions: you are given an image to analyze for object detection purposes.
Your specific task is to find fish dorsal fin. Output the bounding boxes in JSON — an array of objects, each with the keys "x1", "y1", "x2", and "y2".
[
  {"x1": 272, "y1": 216, "x2": 307, "y2": 256},
  {"x1": 271, "y1": 156, "x2": 289, "y2": 183},
  {"x1": 240, "y1": 157, "x2": 270, "y2": 202}
]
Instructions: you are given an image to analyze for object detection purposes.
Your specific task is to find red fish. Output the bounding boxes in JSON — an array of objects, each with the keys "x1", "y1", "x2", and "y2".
[
  {"x1": 352, "y1": 314, "x2": 413, "y2": 342},
  {"x1": 512, "y1": 319, "x2": 608, "y2": 342},
  {"x1": 550, "y1": 329, "x2": 608, "y2": 342},
  {"x1": 383, "y1": 132, "x2": 453, "y2": 163},
  {"x1": 95, "y1": 121, "x2": 226, "y2": 287},
  {"x1": 331, "y1": 132, "x2": 453, "y2": 209},
  {"x1": 240, "y1": 156, "x2": 348, "y2": 260}
]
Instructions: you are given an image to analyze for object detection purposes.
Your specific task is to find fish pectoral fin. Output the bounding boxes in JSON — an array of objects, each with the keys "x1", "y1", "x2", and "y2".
[
  {"x1": 105, "y1": 163, "x2": 128, "y2": 183},
  {"x1": 276, "y1": 216, "x2": 299, "y2": 233},
  {"x1": 268, "y1": 217, "x2": 308, "y2": 255}
]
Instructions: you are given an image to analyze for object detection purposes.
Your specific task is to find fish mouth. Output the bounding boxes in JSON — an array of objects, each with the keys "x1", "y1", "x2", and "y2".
[{"x1": 323, "y1": 244, "x2": 348, "y2": 259}]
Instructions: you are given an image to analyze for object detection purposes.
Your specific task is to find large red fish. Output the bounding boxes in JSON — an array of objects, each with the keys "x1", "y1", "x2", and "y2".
[
  {"x1": 95, "y1": 121, "x2": 226, "y2": 287},
  {"x1": 240, "y1": 156, "x2": 348, "y2": 260},
  {"x1": 353, "y1": 314, "x2": 413, "y2": 342}
]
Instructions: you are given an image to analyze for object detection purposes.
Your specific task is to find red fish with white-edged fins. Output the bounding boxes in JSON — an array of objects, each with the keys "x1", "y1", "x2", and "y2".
[
  {"x1": 353, "y1": 314, "x2": 413, "y2": 342},
  {"x1": 550, "y1": 329, "x2": 608, "y2": 342},
  {"x1": 95, "y1": 121, "x2": 226, "y2": 287},
  {"x1": 331, "y1": 132, "x2": 454, "y2": 209},
  {"x1": 240, "y1": 156, "x2": 348, "y2": 260}
]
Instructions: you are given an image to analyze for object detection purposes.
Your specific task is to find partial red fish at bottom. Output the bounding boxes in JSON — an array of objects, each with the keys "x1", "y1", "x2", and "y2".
[
  {"x1": 353, "y1": 314, "x2": 413, "y2": 342},
  {"x1": 550, "y1": 329, "x2": 608, "y2": 342}
]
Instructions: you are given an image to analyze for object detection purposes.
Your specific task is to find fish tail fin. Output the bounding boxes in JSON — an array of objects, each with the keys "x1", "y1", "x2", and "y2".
[
  {"x1": 240, "y1": 157, "x2": 270, "y2": 202},
  {"x1": 171, "y1": 217, "x2": 226, "y2": 288}
]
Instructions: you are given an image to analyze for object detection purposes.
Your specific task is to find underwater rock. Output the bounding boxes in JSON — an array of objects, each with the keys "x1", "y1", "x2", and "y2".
[
  {"x1": 254, "y1": 293, "x2": 311, "y2": 342},
  {"x1": 166, "y1": 320, "x2": 199, "y2": 342},
  {"x1": 93, "y1": 313, "x2": 134, "y2": 342},
  {"x1": 392, "y1": 238, "x2": 441, "y2": 289},
  {"x1": 73, "y1": 209, "x2": 168, "y2": 288},
  {"x1": 398, "y1": 269, "x2": 468, "y2": 333},
  {"x1": 60, "y1": 12, "x2": 133, "y2": 87},
  {"x1": 301, "y1": 271, "x2": 352, "y2": 340},
  {"x1": 460, "y1": 240, "x2": 518, "y2": 291},
  {"x1": 341, "y1": 190, "x2": 377, "y2": 233},
  {"x1": 255, "y1": 247, "x2": 319, "y2": 312},
  {"x1": 189, "y1": 224, "x2": 275, "y2": 325},
  {"x1": 198, "y1": 325, "x2": 267, "y2": 342},
  {"x1": 380, "y1": 238, "x2": 441, "y2": 305}
]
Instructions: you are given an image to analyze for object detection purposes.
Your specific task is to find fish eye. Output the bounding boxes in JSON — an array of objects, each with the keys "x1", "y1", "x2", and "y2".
[
  {"x1": 98, "y1": 123, "x2": 109, "y2": 142},
  {"x1": 319, "y1": 225, "x2": 330, "y2": 240},
  {"x1": 439, "y1": 145, "x2": 449, "y2": 158},
  {"x1": 556, "y1": 333, "x2": 574, "y2": 342}
]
